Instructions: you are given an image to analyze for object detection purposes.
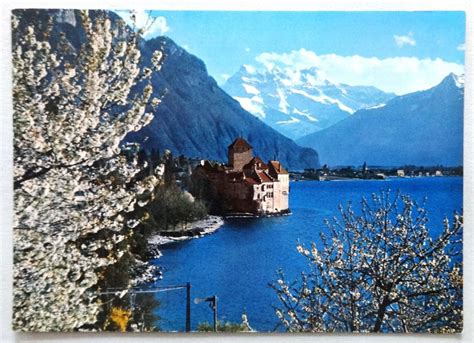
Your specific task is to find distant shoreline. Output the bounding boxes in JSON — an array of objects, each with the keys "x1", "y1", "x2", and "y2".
[{"x1": 290, "y1": 175, "x2": 462, "y2": 182}]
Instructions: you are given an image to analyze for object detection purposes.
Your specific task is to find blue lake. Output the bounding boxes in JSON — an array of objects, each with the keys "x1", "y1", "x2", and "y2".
[{"x1": 150, "y1": 177, "x2": 462, "y2": 332}]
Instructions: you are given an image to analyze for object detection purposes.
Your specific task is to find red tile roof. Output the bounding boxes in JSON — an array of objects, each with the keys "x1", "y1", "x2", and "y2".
[
  {"x1": 228, "y1": 137, "x2": 252, "y2": 150},
  {"x1": 241, "y1": 170, "x2": 256, "y2": 184},
  {"x1": 268, "y1": 160, "x2": 289, "y2": 175},
  {"x1": 243, "y1": 157, "x2": 268, "y2": 171},
  {"x1": 256, "y1": 170, "x2": 274, "y2": 183},
  {"x1": 198, "y1": 149, "x2": 287, "y2": 187},
  {"x1": 244, "y1": 177, "x2": 258, "y2": 185},
  {"x1": 222, "y1": 168, "x2": 275, "y2": 185}
]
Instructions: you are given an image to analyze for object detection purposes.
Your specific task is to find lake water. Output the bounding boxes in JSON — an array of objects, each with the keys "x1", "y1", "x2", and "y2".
[{"x1": 150, "y1": 177, "x2": 462, "y2": 332}]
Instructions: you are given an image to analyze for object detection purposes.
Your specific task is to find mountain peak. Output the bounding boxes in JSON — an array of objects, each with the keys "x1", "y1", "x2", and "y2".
[
  {"x1": 14, "y1": 8, "x2": 319, "y2": 171},
  {"x1": 440, "y1": 73, "x2": 465, "y2": 89},
  {"x1": 241, "y1": 64, "x2": 257, "y2": 74},
  {"x1": 297, "y1": 72, "x2": 464, "y2": 167},
  {"x1": 223, "y1": 63, "x2": 396, "y2": 140}
]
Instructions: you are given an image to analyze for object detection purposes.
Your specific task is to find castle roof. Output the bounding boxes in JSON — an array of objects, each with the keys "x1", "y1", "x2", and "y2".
[
  {"x1": 228, "y1": 137, "x2": 252, "y2": 150},
  {"x1": 255, "y1": 170, "x2": 274, "y2": 183},
  {"x1": 201, "y1": 160, "x2": 218, "y2": 173},
  {"x1": 199, "y1": 160, "x2": 229, "y2": 173},
  {"x1": 243, "y1": 157, "x2": 268, "y2": 171},
  {"x1": 268, "y1": 160, "x2": 289, "y2": 176},
  {"x1": 222, "y1": 167, "x2": 274, "y2": 185},
  {"x1": 243, "y1": 171, "x2": 258, "y2": 185},
  {"x1": 227, "y1": 171, "x2": 244, "y2": 182}
]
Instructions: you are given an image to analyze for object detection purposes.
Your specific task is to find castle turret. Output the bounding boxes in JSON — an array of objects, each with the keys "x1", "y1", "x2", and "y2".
[{"x1": 228, "y1": 138, "x2": 253, "y2": 171}]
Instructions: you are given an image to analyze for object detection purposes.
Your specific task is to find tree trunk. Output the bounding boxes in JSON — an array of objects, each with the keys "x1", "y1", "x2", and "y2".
[{"x1": 373, "y1": 297, "x2": 390, "y2": 332}]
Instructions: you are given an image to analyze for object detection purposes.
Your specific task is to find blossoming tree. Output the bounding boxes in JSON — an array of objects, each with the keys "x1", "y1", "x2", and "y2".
[
  {"x1": 12, "y1": 10, "x2": 164, "y2": 331},
  {"x1": 272, "y1": 191, "x2": 463, "y2": 333}
]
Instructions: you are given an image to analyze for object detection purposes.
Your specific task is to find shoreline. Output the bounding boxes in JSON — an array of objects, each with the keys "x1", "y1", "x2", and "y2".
[
  {"x1": 290, "y1": 175, "x2": 462, "y2": 182},
  {"x1": 148, "y1": 215, "x2": 224, "y2": 247},
  {"x1": 224, "y1": 210, "x2": 292, "y2": 219}
]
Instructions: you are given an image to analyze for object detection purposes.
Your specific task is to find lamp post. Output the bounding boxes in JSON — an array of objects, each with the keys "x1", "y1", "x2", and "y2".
[
  {"x1": 195, "y1": 295, "x2": 218, "y2": 332},
  {"x1": 212, "y1": 296, "x2": 218, "y2": 332},
  {"x1": 185, "y1": 282, "x2": 191, "y2": 332}
]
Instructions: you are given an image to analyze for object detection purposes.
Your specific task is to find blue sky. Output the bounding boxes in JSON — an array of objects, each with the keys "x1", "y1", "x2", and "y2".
[{"x1": 117, "y1": 11, "x2": 466, "y2": 94}]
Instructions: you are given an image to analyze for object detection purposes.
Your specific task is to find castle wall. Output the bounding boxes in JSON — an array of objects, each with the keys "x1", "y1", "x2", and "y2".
[
  {"x1": 252, "y1": 182, "x2": 278, "y2": 213},
  {"x1": 229, "y1": 148, "x2": 253, "y2": 171},
  {"x1": 198, "y1": 138, "x2": 289, "y2": 215},
  {"x1": 205, "y1": 171, "x2": 289, "y2": 215},
  {"x1": 277, "y1": 174, "x2": 289, "y2": 211},
  {"x1": 273, "y1": 181, "x2": 282, "y2": 212},
  {"x1": 224, "y1": 181, "x2": 256, "y2": 213}
]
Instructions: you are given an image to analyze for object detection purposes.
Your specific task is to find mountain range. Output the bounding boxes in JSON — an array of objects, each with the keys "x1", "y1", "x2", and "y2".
[
  {"x1": 15, "y1": 9, "x2": 464, "y2": 169},
  {"x1": 129, "y1": 37, "x2": 319, "y2": 169},
  {"x1": 297, "y1": 73, "x2": 464, "y2": 167},
  {"x1": 223, "y1": 64, "x2": 395, "y2": 140},
  {"x1": 15, "y1": 9, "x2": 320, "y2": 170}
]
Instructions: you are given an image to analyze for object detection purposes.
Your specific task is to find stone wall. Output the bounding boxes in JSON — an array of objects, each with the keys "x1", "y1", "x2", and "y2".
[{"x1": 229, "y1": 148, "x2": 253, "y2": 171}]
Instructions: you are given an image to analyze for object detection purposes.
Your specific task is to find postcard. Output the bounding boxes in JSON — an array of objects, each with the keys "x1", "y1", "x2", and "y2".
[{"x1": 10, "y1": 7, "x2": 465, "y2": 334}]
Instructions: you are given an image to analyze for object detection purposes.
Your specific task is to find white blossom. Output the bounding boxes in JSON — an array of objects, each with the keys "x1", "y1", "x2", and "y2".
[
  {"x1": 272, "y1": 192, "x2": 463, "y2": 333},
  {"x1": 12, "y1": 10, "x2": 164, "y2": 331}
]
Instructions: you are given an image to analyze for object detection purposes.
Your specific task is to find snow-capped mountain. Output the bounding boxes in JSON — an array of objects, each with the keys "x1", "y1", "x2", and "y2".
[
  {"x1": 222, "y1": 64, "x2": 395, "y2": 139},
  {"x1": 297, "y1": 73, "x2": 464, "y2": 167},
  {"x1": 126, "y1": 37, "x2": 320, "y2": 170},
  {"x1": 17, "y1": 9, "x2": 320, "y2": 170}
]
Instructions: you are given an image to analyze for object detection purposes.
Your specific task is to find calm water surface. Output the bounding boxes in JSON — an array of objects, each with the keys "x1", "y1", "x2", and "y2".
[{"x1": 150, "y1": 177, "x2": 462, "y2": 332}]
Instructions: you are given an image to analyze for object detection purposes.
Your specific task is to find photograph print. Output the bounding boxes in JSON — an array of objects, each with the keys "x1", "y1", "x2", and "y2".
[{"x1": 12, "y1": 8, "x2": 464, "y2": 333}]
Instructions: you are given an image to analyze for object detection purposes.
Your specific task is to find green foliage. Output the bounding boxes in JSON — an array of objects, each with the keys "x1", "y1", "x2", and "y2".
[
  {"x1": 91, "y1": 159, "x2": 211, "y2": 331},
  {"x1": 92, "y1": 233, "x2": 161, "y2": 332},
  {"x1": 98, "y1": 291, "x2": 160, "y2": 332},
  {"x1": 143, "y1": 185, "x2": 208, "y2": 232}
]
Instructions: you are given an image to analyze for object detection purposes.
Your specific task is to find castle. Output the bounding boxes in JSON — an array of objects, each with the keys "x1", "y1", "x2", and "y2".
[{"x1": 193, "y1": 138, "x2": 290, "y2": 216}]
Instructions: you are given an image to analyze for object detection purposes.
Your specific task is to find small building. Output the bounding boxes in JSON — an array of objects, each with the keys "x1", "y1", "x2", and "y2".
[
  {"x1": 397, "y1": 169, "x2": 405, "y2": 177},
  {"x1": 193, "y1": 138, "x2": 290, "y2": 215}
]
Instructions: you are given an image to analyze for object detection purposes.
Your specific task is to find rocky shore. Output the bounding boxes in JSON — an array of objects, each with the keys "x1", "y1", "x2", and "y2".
[
  {"x1": 148, "y1": 215, "x2": 224, "y2": 247},
  {"x1": 224, "y1": 209, "x2": 292, "y2": 219}
]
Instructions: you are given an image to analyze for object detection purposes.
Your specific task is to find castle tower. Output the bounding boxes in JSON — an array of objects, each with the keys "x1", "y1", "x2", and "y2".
[
  {"x1": 268, "y1": 160, "x2": 290, "y2": 212},
  {"x1": 228, "y1": 138, "x2": 253, "y2": 171}
]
